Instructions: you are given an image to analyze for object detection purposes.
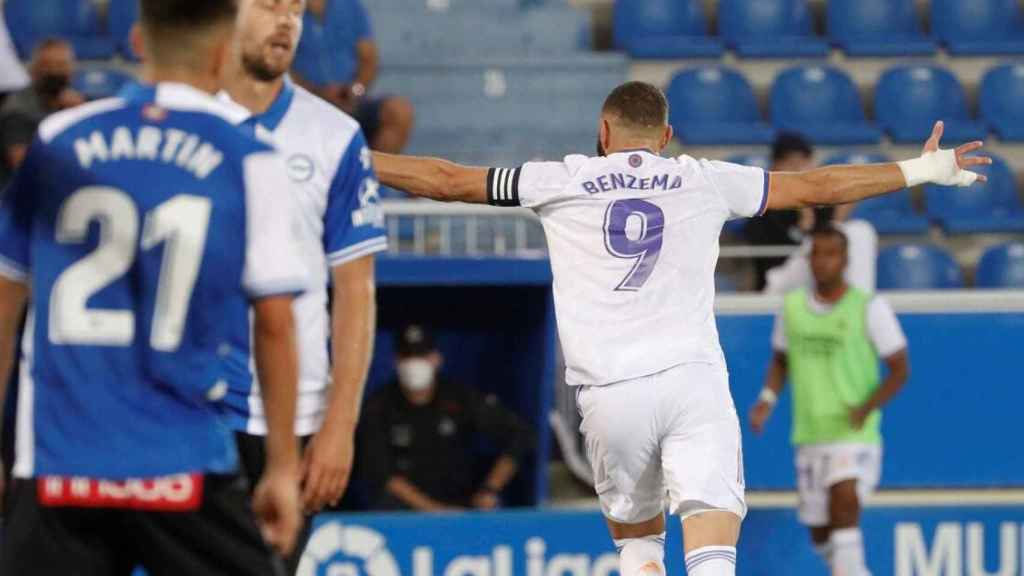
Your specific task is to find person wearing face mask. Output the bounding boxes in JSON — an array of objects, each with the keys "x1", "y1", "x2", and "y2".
[
  {"x1": 358, "y1": 325, "x2": 535, "y2": 511},
  {"x1": 0, "y1": 38, "x2": 84, "y2": 186}
]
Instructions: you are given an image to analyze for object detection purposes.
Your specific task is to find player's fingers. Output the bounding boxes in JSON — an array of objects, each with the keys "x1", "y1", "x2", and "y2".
[
  {"x1": 955, "y1": 141, "x2": 984, "y2": 157},
  {"x1": 973, "y1": 172, "x2": 988, "y2": 183},
  {"x1": 958, "y1": 155, "x2": 991, "y2": 168},
  {"x1": 301, "y1": 464, "x2": 323, "y2": 512},
  {"x1": 923, "y1": 121, "x2": 944, "y2": 152}
]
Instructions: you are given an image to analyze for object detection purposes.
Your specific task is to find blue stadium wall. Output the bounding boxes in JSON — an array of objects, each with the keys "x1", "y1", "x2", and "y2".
[{"x1": 370, "y1": 257, "x2": 1024, "y2": 504}]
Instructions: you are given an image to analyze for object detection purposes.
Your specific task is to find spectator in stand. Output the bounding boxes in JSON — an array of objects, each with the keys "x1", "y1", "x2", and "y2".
[
  {"x1": 744, "y1": 132, "x2": 816, "y2": 290},
  {"x1": 291, "y1": 0, "x2": 414, "y2": 154},
  {"x1": 0, "y1": 38, "x2": 84, "y2": 184},
  {"x1": 358, "y1": 325, "x2": 534, "y2": 511}
]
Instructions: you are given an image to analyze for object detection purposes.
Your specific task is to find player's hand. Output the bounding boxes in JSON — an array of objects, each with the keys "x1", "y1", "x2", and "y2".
[
  {"x1": 748, "y1": 401, "x2": 774, "y2": 435},
  {"x1": 300, "y1": 421, "x2": 355, "y2": 514},
  {"x1": 253, "y1": 468, "x2": 301, "y2": 556},
  {"x1": 915, "y1": 121, "x2": 991, "y2": 186},
  {"x1": 471, "y1": 490, "x2": 500, "y2": 511},
  {"x1": 848, "y1": 405, "x2": 871, "y2": 430}
]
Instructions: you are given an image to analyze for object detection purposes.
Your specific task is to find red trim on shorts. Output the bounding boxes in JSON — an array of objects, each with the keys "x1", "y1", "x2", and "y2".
[{"x1": 36, "y1": 473, "x2": 204, "y2": 511}]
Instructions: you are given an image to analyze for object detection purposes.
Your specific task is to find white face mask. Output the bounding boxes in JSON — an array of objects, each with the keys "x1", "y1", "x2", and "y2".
[{"x1": 398, "y1": 358, "x2": 435, "y2": 392}]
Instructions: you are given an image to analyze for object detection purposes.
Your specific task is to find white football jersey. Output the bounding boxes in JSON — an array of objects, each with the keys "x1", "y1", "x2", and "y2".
[
  {"x1": 222, "y1": 81, "x2": 387, "y2": 435},
  {"x1": 488, "y1": 150, "x2": 767, "y2": 386}
]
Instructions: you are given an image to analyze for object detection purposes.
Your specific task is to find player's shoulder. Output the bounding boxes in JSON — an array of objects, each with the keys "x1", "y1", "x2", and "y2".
[
  {"x1": 37, "y1": 97, "x2": 127, "y2": 144},
  {"x1": 289, "y1": 84, "x2": 362, "y2": 142}
]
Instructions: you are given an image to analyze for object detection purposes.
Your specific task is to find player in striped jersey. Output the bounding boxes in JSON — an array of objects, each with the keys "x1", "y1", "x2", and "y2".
[{"x1": 370, "y1": 82, "x2": 988, "y2": 576}]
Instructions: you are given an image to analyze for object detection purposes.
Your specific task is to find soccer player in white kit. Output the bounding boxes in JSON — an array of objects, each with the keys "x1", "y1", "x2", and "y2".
[
  {"x1": 220, "y1": 0, "x2": 386, "y2": 570},
  {"x1": 371, "y1": 83, "x2": 988, "y2": 576}
]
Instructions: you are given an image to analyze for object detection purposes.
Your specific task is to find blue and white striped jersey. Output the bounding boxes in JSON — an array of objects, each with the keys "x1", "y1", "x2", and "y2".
[
  {"x1": 221, "y1": 81, "x2": 387, "y2": 436},
  {"x1": 0, "y1": 82, "x2": 307, "y2": 479}
]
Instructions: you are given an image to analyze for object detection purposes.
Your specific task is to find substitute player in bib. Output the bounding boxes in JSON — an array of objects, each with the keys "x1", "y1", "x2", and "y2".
[
  {"x1": 750, "y1": 224, "x2": 909, "y2": 576},
  {"x1": 0, "y1": 0, "x2": 307, "y2": 573},
  {"x1": 370, "y1": 82, "x2": 986, "y2": 576},
  {"x1": 221, "y1": 0, "x2": 387, "y2": 570}
]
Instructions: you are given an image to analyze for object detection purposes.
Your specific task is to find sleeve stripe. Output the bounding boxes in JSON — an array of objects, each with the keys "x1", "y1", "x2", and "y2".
[
  {"x1": 487, "y1": 167, "x2": 522, "y2": 207},
  {"x1": 327, "y1": 236, "x2": 388, "y2": 266},
  {"x1": 756, "y1": 171, "x2": 770, "y2": 217}
]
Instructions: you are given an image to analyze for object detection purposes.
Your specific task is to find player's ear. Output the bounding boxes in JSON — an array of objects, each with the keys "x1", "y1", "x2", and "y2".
[
  {"x1": 598, "y1": 118, "x2": 610, "y2": 156},
  {"x1": 660, "y1": 125, "x2": 673, "y2": 152},
  {"x1": 129, "y1": 24, "x2": 145, "y2": 62}
]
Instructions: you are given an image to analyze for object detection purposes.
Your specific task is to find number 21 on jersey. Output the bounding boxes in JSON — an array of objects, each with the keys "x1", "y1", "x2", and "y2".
[
  {"x1": 603, "y1": 199, "x2": 665, "y2": 291},
  {"x1": 49, "y1": 187, "x2": 210, "y2": 351}
]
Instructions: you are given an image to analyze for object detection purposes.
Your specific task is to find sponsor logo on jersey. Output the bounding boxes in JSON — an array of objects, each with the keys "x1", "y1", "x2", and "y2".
[
  {"x1": 287, "y1": 154, "x2": 315, "y2": 182},
  {"x1": 36, "y1": 473, "x2": 203, "y2": 511}
]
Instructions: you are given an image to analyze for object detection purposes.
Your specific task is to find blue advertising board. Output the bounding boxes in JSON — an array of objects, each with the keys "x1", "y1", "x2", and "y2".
[{"x1": 296, "y1": 505, "x2": 1024, "y2": 576}]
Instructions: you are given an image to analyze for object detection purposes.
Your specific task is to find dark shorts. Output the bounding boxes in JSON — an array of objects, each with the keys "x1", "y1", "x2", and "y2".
[
  {"x1": 352, "y1": 96, "x2": 389, "y2": 145},
  {"x1": 236, "y1": 432, "x2": 314, "y2": 576},
  {"x1": 0, "y1": 474, "x2": 284, "y2": 576}
]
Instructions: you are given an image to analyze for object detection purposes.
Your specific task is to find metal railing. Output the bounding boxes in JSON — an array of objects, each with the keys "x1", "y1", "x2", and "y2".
[{"x1": 381, "y1": 199, "x2": 799, "y2": 259}]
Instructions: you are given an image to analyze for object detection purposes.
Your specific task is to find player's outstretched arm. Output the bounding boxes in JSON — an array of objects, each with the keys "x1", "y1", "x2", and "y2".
[
  {"x1": 766, "y1": 121, "x2": 991, "y2": 211},
  {"x1": 750, "y1": 351, "x2": 788, "y2": 435},
  {"x1": 0, "y1": 276, "x2": 27, "y2": 501},
  {"x1": 251, "y1": 295, "x2": 301, "y2": 555},
  {"x1": 373, "y1": 152, "x2": 489, "y2": 203}
]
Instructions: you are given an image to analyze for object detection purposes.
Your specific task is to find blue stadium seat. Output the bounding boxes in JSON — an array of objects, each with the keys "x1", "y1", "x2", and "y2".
[
  {"x1": 108, "y1": 0, "x2": 139, "y2": 59},
  {"x1": 925, "y1": 155, "x2": 1024, "y2": 234},
  {"x1": 719, "y1": 0, "x2": 829, "y2": 58},
  {"x1": 612, "y1": 0, "x2": 724, "y2": 58},
  {"x1": 827, "y1": 0, "x2": 936, "y2": 56},
  {"x1": 979, "y1": 64, "x2": 1024, "y2": 141},
  {"x1": 770, "y1": 66, "x2": 881, "y2": 145},
  {"x1": 4, "y1": 0, "x2": 114, "y2": 59},
  {"x1": 932, "y1": 0, "x2": 1024, "y2": 55},
  {"x1": 875, "y1": 65, "x2": 987, "y2": 144},
  {"x1": 877, "y1": 244, "x2": 964, "y2": 290},
  {"x1": 976, "y1": 242, "x2": 1024, "y2": 288},
  {"x1": 73, "y1": 67, "x2": 134, "y2": 101},
  {"x1": 666, "y1": 67, "x2": 775, "y2": 145},
  {"x1": 824, "y1": 152, "x2": 930, "y2": 235}
]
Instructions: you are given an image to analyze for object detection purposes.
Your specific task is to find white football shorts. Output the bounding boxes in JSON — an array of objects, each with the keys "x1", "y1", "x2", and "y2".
[
  {"x1": 576, "y1": 362, "x2": 746, "y2": 524},
  {"x1": 795, "y1": 443, "x2": 882, "y2": 526}
]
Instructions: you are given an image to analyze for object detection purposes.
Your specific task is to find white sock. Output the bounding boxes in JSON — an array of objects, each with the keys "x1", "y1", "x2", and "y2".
[
  {"x1": 814, "y1": 541, "x2": 835, "y2": 567},
  {"x1": 684, "y1": 546, "x2": 736, "y2": 576},
  {"x1": 613, "y1": 533, "x2": 666, "y2": 575},
  {"x1": 831, "y1": 528, "x2": 871, "y2": 576}
]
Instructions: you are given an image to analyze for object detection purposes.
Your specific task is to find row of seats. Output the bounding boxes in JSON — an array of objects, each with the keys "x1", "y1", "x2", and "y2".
[
  {"x1": 669, "y1": 63, "x2": 1024, "y2": 145},
  {"x1": 5, "y1": 0, "x2": 134, "y2": 59},
  {"x1": 876, "y1": 242, "x2": 1024, "y2": 290},
  {"x1": 615, "y1": 0, "x2": 1024, "y2": 59},
  {"x1": 728, "y1": 151, "x2": 1024, "y2": 235}
]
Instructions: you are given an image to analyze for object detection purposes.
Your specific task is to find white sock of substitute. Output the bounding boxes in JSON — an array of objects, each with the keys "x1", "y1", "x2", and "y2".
[
  {"x1": 684, "y1": 546, "x2": 736, "y2": 576},
  {"x1": 613, "y1": 533, "x2": 666, "y2": 575},
  {"x1": 814, "y1": 541, "x2": 835, "y2": 567},
  {"x1": 831, "y1": 528, "x2": 871, "y2": 576}
]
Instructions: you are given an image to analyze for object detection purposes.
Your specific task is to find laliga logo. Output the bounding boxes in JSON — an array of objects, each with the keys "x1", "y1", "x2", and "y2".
[{"x1": 297, "y1": 523, "x2": 401, "y2": 576}]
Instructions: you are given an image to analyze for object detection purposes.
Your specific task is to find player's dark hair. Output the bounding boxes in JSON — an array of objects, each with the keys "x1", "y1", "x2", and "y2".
[
  {"x1": 771, "y1": 132, "x2": 813, "y2": 163},
  {"x1": 602, "y1": 81, "x2": 669, "y2": 130},
  {"x1": 811, "y1": 222, "x2": 848, "y2": 252},
  {"x1": 140, "y1": 0, "x2": 238, "y2": 37},
  {"x1": 31, "y1": 37, "x2": 72, "y2": 58}
]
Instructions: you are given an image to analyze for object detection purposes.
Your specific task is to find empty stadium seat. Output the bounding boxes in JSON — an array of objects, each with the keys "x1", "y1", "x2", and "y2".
[
  {"x1": 719, "y1": 0, "x2": 829, "y2": 58},
  {"x1": 979, "y1": 64, "x2": 1024, "y2": 141},
  {"x1": 72, "y1": 67, "x2": 134, "y2": 101},
  {"x1": 976, "y1": 242, "x2": 1024, "y2": 288},
  {"x1": 827, "y1": 0, "x2": 936, "y2": 56},
  {"x1": 612, "y1": 0, "x2": 723, "y2": 58},
  {"x1": 932, "y1": 0, "x2": 1024, "y2": 55},
  {"x1": 875, "y1": 65, "x2": 987, "y2": 144},
  {"x1": 824, "y1": 152, "x2": 930, "y2": 235},
  {"x1": 925, "y1": 155, "x2": 1024, "y2": 234},
  {"x1": 108, "y1": 0, "x2": 139, "y2": 59},
  {"x1": 770, "y1": 66, "x2": 881, "y2": 145},
  {"x1": 4, "y1": 0, "x2": 114, "y2": 59},
  {"x1": 666, "y1": 67, "x2": 775, "y2": 145},
  {"x1": 877, "y1": 244, "x2": 964, "y2": 290}
]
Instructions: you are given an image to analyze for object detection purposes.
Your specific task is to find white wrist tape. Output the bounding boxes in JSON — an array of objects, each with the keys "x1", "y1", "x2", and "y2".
[
  {"x1": 758, "y1": 388, "x2": 778, "y2": 406},
  {"x1": 898, "y1": 149, "x2": 978, "y2": 187}
]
